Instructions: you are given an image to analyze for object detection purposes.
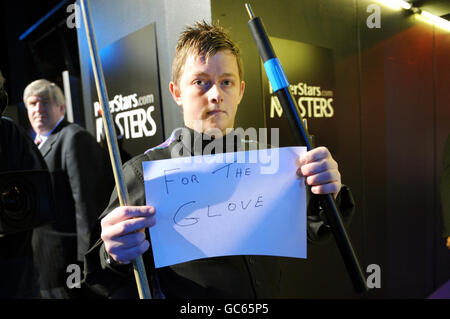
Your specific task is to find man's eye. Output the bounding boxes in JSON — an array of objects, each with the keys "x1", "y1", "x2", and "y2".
[
  {"x1": 222, "y1": 80, "x2": 233, "y2": 86},
  {"x1": 194, "y1": 80, "x2": 206, "y2": 86}
]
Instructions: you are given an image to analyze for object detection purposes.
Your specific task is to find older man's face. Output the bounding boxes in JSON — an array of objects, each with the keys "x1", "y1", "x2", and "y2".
[{"x1": 26, "y1": 94, "x2": 64, "y2": 135}]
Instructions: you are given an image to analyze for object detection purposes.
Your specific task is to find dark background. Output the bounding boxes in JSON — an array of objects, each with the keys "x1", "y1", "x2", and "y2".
[
  {"x1": 1, "y1": 0, "x2": 449, "y2": 298},
  {"x1": 0, "y1": 0, "x2": 82, "y2": 135}
]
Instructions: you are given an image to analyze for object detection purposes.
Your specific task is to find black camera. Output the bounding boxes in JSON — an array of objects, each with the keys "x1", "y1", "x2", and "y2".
[{"x1": 0, "y1": 170, "x2": 56, "y2": 234}]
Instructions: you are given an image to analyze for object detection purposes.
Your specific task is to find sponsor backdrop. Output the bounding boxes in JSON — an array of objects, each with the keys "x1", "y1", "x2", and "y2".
[
  {"x1": 89, "y1": 23, "x2": 164, "y2": 157},
  {"x1": 262, "y1": 37, "x2": 336, "y2": 149}
]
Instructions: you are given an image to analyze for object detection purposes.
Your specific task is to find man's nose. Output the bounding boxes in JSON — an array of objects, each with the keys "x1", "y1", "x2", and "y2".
[
  {"x1": 34, "y1": 101, "x2": 44, "y2": 112},
  {"x1": 208, "y1": 84, "x2": 223, "y2": 104}
]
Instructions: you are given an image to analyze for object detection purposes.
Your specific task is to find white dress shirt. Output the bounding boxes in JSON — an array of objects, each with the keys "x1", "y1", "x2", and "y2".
[{"x1": 35, "y1": 116, "x2": 64, "y2": 149}]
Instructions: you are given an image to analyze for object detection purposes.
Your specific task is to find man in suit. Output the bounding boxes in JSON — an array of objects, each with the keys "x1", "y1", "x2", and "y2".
[{"x1": 24, "y1": 79, "x2": 114, "y2": 298}]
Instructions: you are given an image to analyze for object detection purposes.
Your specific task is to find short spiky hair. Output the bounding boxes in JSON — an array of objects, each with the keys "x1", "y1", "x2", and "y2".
[{"x1": 172, "y1": 21, "x2": 243, "y2": 85}]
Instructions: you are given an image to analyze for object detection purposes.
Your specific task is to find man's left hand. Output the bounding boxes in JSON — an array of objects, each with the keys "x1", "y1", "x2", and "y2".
[{"x1": 296, "y1": 146, "x2": 342, "y2": 199}]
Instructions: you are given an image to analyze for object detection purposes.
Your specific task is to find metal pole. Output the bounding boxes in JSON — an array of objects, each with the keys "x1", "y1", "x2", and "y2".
[
  {"x1": 62, "y1": 70, "x2": 74, "y2": 123},
  {"x1": 79, "y1": 0, "x2": 152, "y2": 299},
  {"x1": 245, "y1": 3, "x2": 367, "y2": 293}
]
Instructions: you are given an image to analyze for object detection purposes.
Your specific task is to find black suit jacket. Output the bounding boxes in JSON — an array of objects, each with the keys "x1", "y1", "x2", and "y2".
[{"x1": 33, "y1": 119, "x2": 114, "y2": 289}]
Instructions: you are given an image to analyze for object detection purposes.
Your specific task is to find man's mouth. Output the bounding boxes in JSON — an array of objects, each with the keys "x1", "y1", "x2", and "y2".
[{"x1": 206, "y1": 110, "x2": 225, "y2": 116}]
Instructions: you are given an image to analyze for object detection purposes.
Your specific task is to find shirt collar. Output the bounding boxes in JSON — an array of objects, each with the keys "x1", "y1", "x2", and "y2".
[{"x1": 36, "y1": 116, "x2": 64, "y2": 146}]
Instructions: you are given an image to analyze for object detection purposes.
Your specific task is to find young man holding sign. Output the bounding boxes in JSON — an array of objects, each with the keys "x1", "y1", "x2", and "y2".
[{"x1": 84, "y1": 22, "x2": 354, "y2": 298}]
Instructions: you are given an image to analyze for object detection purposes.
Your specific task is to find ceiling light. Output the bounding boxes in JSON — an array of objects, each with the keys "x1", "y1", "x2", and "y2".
[
  {"x1": 375, "y1": 0, "x2": 412, "y2": 10},
  {"x1": 420, "y1": 10, "x2": 450, "y2": 31}
]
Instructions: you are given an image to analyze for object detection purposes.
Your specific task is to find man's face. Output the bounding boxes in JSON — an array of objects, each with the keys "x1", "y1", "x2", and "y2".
[
  {"x1": 25, "y1": 94, "x2": 64, "y2": 135},
  {"x1": 170, "y1": 49, "x2": 245, "y2": 135}
]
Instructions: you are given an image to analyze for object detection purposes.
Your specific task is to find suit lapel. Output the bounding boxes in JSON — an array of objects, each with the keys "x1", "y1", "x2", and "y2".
[{"x1": 39, "y1": 120, "x2": 69, "y2": 158}]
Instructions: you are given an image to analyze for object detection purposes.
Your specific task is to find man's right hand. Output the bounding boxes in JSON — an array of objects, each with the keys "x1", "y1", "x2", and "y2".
[
  {"x1": 101, "y1": 206, "x2": 156, "y2": 264},
  {"x1": 447, "y1": 236, "x2": 450, "y2": 250}
]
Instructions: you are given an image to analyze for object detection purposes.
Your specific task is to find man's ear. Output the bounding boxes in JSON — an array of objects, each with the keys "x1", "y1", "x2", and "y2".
[
  {"x1": 238, "y1": 81, "x2": 246, "y2": 104},
  {"x1": 169, "y1": 81, "x2": 183, "y2": 106},
  {"x1": 60, "y1": 104, "x2": 66, "y2": 115}
]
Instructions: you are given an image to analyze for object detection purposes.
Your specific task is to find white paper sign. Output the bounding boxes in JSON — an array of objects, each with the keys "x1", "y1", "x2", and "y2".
[{"x1": 143, "y1": 146, "x2": 307, "y2": 268}]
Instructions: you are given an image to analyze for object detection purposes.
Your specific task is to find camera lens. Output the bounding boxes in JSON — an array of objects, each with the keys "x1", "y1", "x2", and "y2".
[{"x1": 0, "y1": 181, "x2": 32, "y2": 221}]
